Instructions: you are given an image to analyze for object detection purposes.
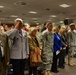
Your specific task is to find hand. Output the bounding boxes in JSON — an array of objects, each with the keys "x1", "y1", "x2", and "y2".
[
  {"x1": 60, "y1": 48, "x2": 62, "y2": 50},
  {"x1": 26, "y1": 54, "x2": 29, "y2": 59},
  {"x1": 42, "y1": 52, "x2": 46, "y2": 55},
  {"x1": 7, "y1": 62, "x2": 10, "y2": 66},
  {"x1": 15, "y1": 21, "x2": 23, "y2": 30},
  {"x1": 15, "y1": 21, "x2": 20, "y2": 28},
  {"x1": 68, "y1": 45, "x2": 70, "y2": 48},
  {"x1": 66, "y1": 45, "x2": 68, "y2": 47},
  {"x1": 34, "y1": 47, "x2": 37, "y2": 53}
]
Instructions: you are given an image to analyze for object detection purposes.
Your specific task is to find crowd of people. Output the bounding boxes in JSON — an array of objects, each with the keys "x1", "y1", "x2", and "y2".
[{"x1": 0, "y1": 18, "x2": 76, "y2": 75}]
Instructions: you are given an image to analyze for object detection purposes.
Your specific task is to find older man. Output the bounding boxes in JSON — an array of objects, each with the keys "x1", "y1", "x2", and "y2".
[
  {"x1": 21, "y1": 24, "x2": 30, "y2": 70},
  {"x1": 7, "y1": 18, "x2": 29, "y2": 75},
  {"x1": 67, "y1": 23, "x2": 76, "y2": 66}
]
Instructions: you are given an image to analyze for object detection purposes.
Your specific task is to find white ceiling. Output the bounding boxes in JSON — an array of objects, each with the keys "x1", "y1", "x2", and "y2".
[{"x1": 0, "y1": 0, "x2": 76, "y2": 25}]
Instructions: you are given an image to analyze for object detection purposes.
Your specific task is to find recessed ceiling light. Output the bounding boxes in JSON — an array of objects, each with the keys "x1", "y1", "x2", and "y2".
[
  {"x1": 50, "y1": 15, "x2": 57, "y2": 18},
  {"x1": 14, "y1": 1, "x2": 26, "y2": 6},
  {"x1": 0, "y1": 6, "x2": 4, "y2": 8},
  {"x1": 10, "y1": 15, "x2": 18, "y2": 18},
  {"x1": 20, "y1": 2, "x2": 26, "y2": 5},
  {"x1": 71, "y1": 15, "x2": 76, "y2": 17},
  {"x1": 46, "y1": 8, "x2": 50, "y2": 11},
  {"x1": 22, "y1": 13, "x2": 25, "y2": 15},
  {"x1": 7, "y1": 17, "x2": 10, "y2": 19},
  {"x1": 29, "y1": 11, "x2": 37, "y2": 14},
  {"x1": 62, "y1": 12, "x2": 66, "y2": 14},
  {"x1": 60, "y1": 4, "x2": 71, "y2": 8}
]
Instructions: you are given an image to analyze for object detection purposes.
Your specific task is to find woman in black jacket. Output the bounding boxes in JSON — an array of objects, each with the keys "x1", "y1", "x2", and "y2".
[{"x1": 58, "y1": 26, "x2": 67, "y2": 69}]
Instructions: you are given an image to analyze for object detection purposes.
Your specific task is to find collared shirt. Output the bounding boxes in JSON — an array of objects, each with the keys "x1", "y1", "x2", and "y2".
[
  {"x1": 7, "y1": 28, "x2": 29, "y2": 59},
  {"x1": 42, "y1": 29, "x2": 54, "y2": 52}
]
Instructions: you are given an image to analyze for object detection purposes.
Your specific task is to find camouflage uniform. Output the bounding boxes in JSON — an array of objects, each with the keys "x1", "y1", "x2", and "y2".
[
  {"x1": 0, "y1": 32, "x2": 10, "y2": 75},
  {"x1": 41, "y1": 29, "x2": 54, "y2": 71},
  {"x1": 67, "y1": 30, "x2": 76, "y2": 65}
]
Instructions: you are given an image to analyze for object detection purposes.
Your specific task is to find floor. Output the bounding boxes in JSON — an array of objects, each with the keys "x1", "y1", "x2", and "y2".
[
  {"x1": 24, "y1": 58, "x2": 76, "y2": 75},
  {"x1": 53, "y1": 65, "x2": 76, "y2": 75}
]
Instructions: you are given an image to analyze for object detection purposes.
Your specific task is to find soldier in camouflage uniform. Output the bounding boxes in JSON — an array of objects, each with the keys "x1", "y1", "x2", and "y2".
[
  {"x1": 67, "y1": 23, "x2": 76, "y2": 66},
  {"x1": 41, "y1": 22, "x2": 54, "y2": 75},
  {"x1": 0, "y1": 32, "x2": 10, "y2": 75}
]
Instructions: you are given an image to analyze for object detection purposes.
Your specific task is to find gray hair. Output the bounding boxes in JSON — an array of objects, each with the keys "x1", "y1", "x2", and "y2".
[{"x1": 14, "y1": 18, "x2": 23, "y2": 24}]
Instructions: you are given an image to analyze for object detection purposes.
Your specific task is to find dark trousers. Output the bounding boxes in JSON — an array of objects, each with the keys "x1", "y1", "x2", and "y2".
[
  {"x1": 25, "y1": 58, "x2": 30, "y2": 69},
  {"x1": 51, "y1": 52, "x2": 59, "y2": 72},
  {"x1": 58, "y1": 49, "x2": 66, "y2": 67},
  {"x1": 10, "y1": 59, "x2": 26, "y2": 75},
  {"x1": 29, "y1": 66, "x2": 37, "y2": 75}
]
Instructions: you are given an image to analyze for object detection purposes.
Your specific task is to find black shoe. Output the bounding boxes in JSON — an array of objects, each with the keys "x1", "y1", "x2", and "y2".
[
  {"x1": 38, "y1": 70, "x2": 43, "y2": 75},
  {"x1": 59, "y1": 66, "x2": 64, "y2": 69},
  {"x1": 51, "y1": 70, "x2": 59, "y2": 73}
]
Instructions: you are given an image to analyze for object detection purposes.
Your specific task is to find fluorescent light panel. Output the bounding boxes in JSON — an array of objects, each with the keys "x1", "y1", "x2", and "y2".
[
  {"x1": 60, "y1": 21, "x2": 64, "y2": 23},
  {"x1": 24, "y1": 23, "x2": 29, "y2": 26},
  {"x1": 0, "y1": 6, "x2": 4, "y2": 8},
  {"x1": 36, "y1": 23, "x2": 39, "y2": 25},
  {"x1": 60, "y1": 4, "x2": 71, "y2": 8},
  {"x1": 65, "y1": 18, "x2": 70, "y2": 19},
  {"x1": 50, "y1": 15, "x2": 57, "y2": 17},
  {"x1": 10, "y1": 15, "x2": 18, "y2": 17},
  {"x1": 29, "y1": 11, "x2": 37, "y2": 14}
]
